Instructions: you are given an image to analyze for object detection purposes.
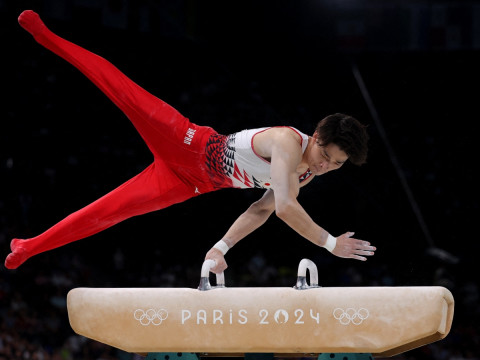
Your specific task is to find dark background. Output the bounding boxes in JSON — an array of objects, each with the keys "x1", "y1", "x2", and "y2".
[{"x1": 0, "y1": 0, "x2": 478, "y2": 359}]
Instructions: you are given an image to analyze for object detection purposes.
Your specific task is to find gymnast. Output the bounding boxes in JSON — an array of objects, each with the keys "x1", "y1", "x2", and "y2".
[{"x1": 5, "y1": 10, "x2": 376, "y2": 273}]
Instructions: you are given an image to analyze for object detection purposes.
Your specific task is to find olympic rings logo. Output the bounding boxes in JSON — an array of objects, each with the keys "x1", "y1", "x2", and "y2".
[
  {"x1": 134, "y1": 309, "x2": 168, "y2": 326},
  {"x1": 333, "y1": 308, "x2": 369, "y2": 325}
]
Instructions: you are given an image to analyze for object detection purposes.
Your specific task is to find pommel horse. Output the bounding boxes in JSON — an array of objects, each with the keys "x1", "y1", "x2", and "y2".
[{"x1": 67, "y1": 259, "x2": 454, "y2": 359}]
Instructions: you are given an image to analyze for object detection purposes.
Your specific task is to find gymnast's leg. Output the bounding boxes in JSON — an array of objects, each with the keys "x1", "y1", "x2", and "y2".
[
  {"x1": 6, "y1": 12, "x2": 214, "y2": 269},
  {"x1": 5, "y1": 161, "x2": 193, "y2": 269},
  {"x1": 17, "y1": 10, "x2": 192, "y2": 159}
]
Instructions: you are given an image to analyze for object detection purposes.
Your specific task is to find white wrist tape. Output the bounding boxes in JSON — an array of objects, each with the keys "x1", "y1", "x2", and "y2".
[
  {"x1": 324, "y1": 234, "x2": 337, "y2": 252},
  {"x1": 213, "y1": 240, "x2": 230, "y2": 255}
]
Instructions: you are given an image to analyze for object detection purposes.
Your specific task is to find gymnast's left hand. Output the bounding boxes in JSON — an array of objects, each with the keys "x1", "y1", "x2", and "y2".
[
  {"x1": 205, "y1": 248, "x2": 228, "y2": 274},
  {"x1": 331, "y1": 232, "x2": 376, "y2": 261}
]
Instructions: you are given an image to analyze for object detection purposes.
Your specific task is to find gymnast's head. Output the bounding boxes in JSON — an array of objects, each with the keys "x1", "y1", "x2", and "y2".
[{"x1": 307, "y1": 113, "x2": 368, "y2": 175}]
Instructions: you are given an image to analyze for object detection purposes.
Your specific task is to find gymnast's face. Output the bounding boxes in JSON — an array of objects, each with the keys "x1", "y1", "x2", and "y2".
[{"x1": 308, "y1": 132, "x2": 348, "y2": 176}]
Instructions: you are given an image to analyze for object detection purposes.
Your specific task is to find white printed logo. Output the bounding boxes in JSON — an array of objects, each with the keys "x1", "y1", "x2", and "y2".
[
  {"x1": 333, "y1": 308, "x2": 369, "y2": 325},
  {"x1": 184, "y1": 128, "x2": 197, "y2": 145},
  {"x1": 131, "y1": 307, "x2": 369, "y2": 326},
  {"x1": 134, "y1": 309, "x2": 168, "y2": 326},
  {"x1": 273, "y1": 309, "x2": 289, "y2": 324}
]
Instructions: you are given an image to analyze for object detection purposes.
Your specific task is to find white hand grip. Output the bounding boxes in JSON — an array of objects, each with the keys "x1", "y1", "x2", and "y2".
[{"x1": 198, "y1": 259, "x2": 225, "y2": 291}]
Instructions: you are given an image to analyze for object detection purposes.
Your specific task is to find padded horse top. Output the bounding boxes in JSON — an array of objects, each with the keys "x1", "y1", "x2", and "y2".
[{"x1": 67, "y1": 259, "x2": 454, "y2": 357}]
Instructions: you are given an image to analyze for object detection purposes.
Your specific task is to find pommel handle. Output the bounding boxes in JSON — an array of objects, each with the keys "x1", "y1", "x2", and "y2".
[{"x1": 294, "y1": 258, "x2": 320, "y2": 290}]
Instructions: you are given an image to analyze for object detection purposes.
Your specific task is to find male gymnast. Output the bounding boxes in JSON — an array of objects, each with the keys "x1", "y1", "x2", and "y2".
[{"x1": 5, "y1": 10, "x2": 376, "y2": 273}]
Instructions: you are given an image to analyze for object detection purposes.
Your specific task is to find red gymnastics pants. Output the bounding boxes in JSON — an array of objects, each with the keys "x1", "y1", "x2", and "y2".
[{"x1": 5, "y1": 10, "x2": 228, "y2": 269}]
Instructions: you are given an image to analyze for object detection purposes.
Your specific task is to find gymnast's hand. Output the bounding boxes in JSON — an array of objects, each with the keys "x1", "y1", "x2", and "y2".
[
  {"x1": 205, "y1": 248, "x2": 228, "y2": 274},
  {"x1": 331, "y1": 232, "x2": 376, "y2": 261}
]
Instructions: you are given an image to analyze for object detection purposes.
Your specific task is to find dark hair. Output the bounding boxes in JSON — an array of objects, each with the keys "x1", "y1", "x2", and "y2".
[{"x1": 315, "y1": 113, "x2": 369, "y2": 166}]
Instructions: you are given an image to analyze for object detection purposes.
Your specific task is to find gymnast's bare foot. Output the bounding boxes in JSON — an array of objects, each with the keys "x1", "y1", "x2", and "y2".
[
  {"x1": 5, "y1": 239, "x2": 29, "y2": 269},
  {"x1": 18, "y1": 10, "x2": 47, "y2": 37}
]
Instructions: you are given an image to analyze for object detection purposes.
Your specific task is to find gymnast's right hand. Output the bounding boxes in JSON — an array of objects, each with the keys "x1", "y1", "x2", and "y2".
[{"x1": 205, "y1": 248, "x2": 228, "y2": 274}]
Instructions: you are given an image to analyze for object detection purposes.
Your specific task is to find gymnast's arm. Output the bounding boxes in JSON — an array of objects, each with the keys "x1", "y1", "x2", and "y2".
[
  {"x1": 266, "y1": 129, "x2": 376, "y2": 262},
  {"x1": 267, "y1": 131, "x2": 332, "y2": 248},
  {"x1": 205, "y1": 189, "x2": 276, "y2": 274}
]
